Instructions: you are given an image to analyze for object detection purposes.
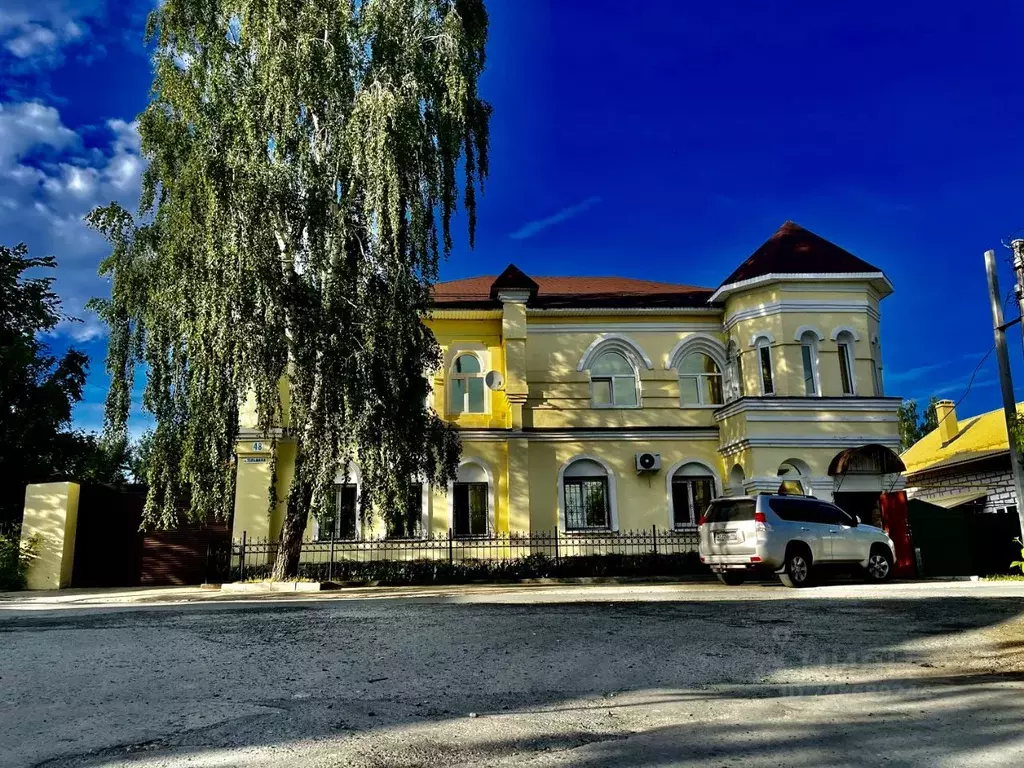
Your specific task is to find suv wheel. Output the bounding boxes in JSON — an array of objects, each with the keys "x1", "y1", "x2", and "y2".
[
  {"x1": 717, "y1": 572, "x2": 745, "y2": 586},
  {"x1": 865, "y1": 547, "x2": 894, "y2": 583},
  {"x1": 779, "y1": 547, "x2": 813, "y2": 588}
]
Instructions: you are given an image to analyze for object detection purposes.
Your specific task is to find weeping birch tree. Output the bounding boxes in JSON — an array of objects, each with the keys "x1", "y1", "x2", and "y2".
[{"x1": 88, "y1": 0, "x2": 490, "y2": 578}]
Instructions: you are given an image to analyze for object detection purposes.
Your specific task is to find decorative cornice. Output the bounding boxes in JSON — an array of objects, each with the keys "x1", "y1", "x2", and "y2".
[
  {"x1": 526, "y1": 307, "x2": 723, "y2": 317},
  {"x1": 528, "y1": 321, "x2": 722, "y2": 334},
  {"x1": 496, "y1": 289, "x2": 532, "y2": 304},
  {"x1": 719, "y1": 434, "x2": 902, "y2": 457},
  {"x1": 429, "y1": 309, "x2": 503, "y2": 320},
  {"x1": 724, "y1": 300, "x2": 880, "y2": 332},
  {"x1": 713, "y1": 396, "x2": 902, "y2": 421},
  {"x1": 710, "y1": 272, "x2": 894, "y2": 303},
  {"x1": 458, "y1": 428, "x2": 720, "y2": 442}
]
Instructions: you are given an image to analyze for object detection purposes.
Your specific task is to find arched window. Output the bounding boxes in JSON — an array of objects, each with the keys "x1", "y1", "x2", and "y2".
[
  {"x1": 835, "y1": 331, "x2": 856, "y2": 395},
  {"x1": 756, "y1": 337, "x2": 775, "y2": 396},
  {"x1": 678, "y1": 353, "x2": 723, "y2": 405},
  {"x1": 799, "y1": 331, "x2": 821, "y2": 396},
  {"x1": 560, "y1": 457, "x2": 614, "y2": 531},
  {"x1": 589, "y1": 350, "x2": 638, "y2": 408},
  {"x1": 778, "y1": 459, "x2": 811, "y2": 496},
  {"x1": 451, "y1": 461, "x2": 491, "y2": 537},
  {"x1": 449, "y1": 353, "x2": 485, "y2": 414},
  {"x1": 668, "y1": 462, "x2": 718, "y2": 528},
  {"x1": 728, "y1": 464, "x2": 746, "y2": 496}
]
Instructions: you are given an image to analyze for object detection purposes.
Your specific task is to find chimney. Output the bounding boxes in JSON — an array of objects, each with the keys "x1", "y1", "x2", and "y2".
[{"x1": 935, "y1": 399, "x2": 958, "y2": 443}]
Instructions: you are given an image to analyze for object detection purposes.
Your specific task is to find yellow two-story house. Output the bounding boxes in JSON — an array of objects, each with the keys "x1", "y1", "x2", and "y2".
[{"x1": 231, "y1": 221, "x2": 903, "y2": 542}]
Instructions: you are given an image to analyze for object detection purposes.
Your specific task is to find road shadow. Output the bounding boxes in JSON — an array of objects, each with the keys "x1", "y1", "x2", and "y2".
[{"x1": 7, "y1": 594, "x2": 1024, "y2": 767}]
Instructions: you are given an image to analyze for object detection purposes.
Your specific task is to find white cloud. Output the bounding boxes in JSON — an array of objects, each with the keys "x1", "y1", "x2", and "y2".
[
  {"x1": 509, "y1": 196, "x2": 603, "y2": 240},
  {"x1": 0, "y1": 101, "x2": 78, "y2": 163},
  {"x1": 0, "y1": 0, "x2": 97, "y2": 64},
  {"x1": 0, "y1": 99, "x2": 144, "y2": 339}
]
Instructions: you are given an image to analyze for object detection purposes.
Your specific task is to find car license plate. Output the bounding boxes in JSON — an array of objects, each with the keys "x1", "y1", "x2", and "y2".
[{"x1": 714, "y1": 531, "x2": 736, "y2": 543}]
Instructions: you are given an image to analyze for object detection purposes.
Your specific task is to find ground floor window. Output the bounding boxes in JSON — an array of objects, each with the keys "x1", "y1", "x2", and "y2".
[
  {"x1": 318, "y1": 484, "x2": 357, "y2": 540},
  {"x1": 564, "y1": 476, "x2": 610, "y2": 530},
  {"x1": 671, "y1": 474, "x2": 715, "y2": 527},
  {"x1": 453, "y1": 482, "x2": 488, "y2": 537},
  {"x1": 387, "y1": 483, "x2": 424, "y2": 539}
]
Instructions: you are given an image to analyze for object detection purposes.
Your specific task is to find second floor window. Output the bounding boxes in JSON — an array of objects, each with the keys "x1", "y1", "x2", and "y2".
[
  {"x1": 590, "y1": 350, "x2": 638, "y2": 407},
  {"x1": 836, "y1": 332, "x2": 856, "y2": 395},
  {"x1": 449, "y1": 353, "x2": 485, "y2": 414},
  {"x1": 757, "y1": 339, "x2": 775, "y2": 396},
  {"x1": 678, "y1": 352, "x2": 723, "y2": 405},
  {"x1": 799, "y1": 331, "x2": 820, "y2": 396}
]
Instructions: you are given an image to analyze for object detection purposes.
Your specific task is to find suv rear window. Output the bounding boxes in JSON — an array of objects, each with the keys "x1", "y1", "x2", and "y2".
[{"x1": 704, "y1": 499, "x2": 755, "y2": 523}]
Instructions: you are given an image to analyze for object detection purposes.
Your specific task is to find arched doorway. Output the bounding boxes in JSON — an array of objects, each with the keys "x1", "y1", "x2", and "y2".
[{"x1": 829, "y1": 444, "x2": 906, "y2": 526}]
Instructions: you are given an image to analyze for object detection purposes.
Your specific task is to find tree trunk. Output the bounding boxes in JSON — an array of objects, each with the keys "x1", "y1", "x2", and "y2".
[{"x1": 270, "y1": 443, "x2": 311, "y2": 580}]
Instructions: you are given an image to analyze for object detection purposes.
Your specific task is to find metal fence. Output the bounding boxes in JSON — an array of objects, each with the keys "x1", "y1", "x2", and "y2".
[{"x1": 219, "y1": 526, "x2": 702, "y2": 583}]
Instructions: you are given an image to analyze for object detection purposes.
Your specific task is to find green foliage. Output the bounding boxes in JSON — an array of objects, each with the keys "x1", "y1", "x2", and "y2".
[
  {"x1": 0, "y1": 243, "x2": 108, "y2": 526},
  {"x1": 1011, "y1": 537, "x2": 1024, "y2": 575},
  {"x1": 240, "y1": 552, "x2": 705, "y2": 585},
  {"x1": 88, "y1": 0, "x2": 491, "y2": 577},
  {"x1": 0, "y1": 532, "x2": 40, "y2": 591},
  {"x1": 898, "y1": 396, "x2": 939, "y2": 452}
]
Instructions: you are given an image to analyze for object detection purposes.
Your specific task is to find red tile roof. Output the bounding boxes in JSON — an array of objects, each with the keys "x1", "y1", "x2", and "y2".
[
  {"x1": 432, "y1": 223, "x2": 889, "y2": 309},
  {"x1": 433, "y1": 274, "x2": 714, "y2": 309}
]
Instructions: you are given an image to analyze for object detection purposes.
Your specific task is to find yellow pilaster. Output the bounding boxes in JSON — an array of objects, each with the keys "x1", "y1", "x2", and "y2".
[{"x1": 20, "y1": 481, "x2": 80, "y2": 590}]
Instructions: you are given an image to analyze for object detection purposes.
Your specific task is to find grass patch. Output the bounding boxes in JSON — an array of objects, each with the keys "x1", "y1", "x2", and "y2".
[{"x1": 983, "y1": 574, "x2": 1024, "y2": 582}]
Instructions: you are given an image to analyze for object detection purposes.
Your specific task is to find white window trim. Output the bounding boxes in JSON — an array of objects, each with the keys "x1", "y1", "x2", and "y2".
[
  {"x1": 829, "y1": 325, "x2": 862, "y2": 342},
  {"x1": 385, "y1": 477, "x2": 431, "y2": 540},
  {"x1": 793, "y1": 325, "x2": 825, "y2": 343},
  {"x1": 577, "y1": 334, "x2": 654, "y2": 372},
  {"x1": 582, "y1": 341, "x2": 644, "y2": 409},
  {"x1": 557, "y1": 454, "x2": 619, "y2": 532},
  {"x1": 446, "y1": 457, "x2": 496, "y2": 536},
  {"x1": 798, "y1": 333, "x2": 822, "y2": 397},
  {"x1": 447, "y1": 349, "x2": 489, "y2": 416},
  {"x1": 755, "y1": 338, "x2": 775, "y2": 396},
  {"x1": 312, "y1": 462, "x2": 363, "y2": 541},
  {"x1": 836, "y1": 337, "x2": 857, "y2": 396},
  {"x1": 666, "y1": 333, "x2": 727, "y2": 408},
  {"x1": 664, "y1": 459, "x2": 722, "y2": 529}
]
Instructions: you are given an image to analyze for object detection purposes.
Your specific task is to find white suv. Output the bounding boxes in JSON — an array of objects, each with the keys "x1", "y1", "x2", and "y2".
[{"x1": 698, "y1": 494, "x2": 896, "y2": 587}]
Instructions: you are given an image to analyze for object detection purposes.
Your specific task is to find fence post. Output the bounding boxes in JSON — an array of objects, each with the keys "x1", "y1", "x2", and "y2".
[
  {"x1": 240, "y1": 531, "x2": 247, "y2": 582},
  {"x1": 652, "y1": 524, "x2": 657, "y2": 555},
  {"x1": 448, "y1": 528, "x2": 453, "y2": 563},
  {"x1": 329, "y1": 535, "x2": 335, "y2": 583},
  {"x1": 553, "y1": 527, "x2": 559, "y2": 564}
]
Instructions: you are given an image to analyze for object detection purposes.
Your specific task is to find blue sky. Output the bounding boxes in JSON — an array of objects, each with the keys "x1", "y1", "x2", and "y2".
[{"x1": 3, "y1": 0, "x2": 1024, "y2": 435}]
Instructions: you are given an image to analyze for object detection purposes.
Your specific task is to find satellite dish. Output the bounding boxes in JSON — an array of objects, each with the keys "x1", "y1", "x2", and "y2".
[{"x1": 485, "y1": 370, "x2": 504, "y2": 391}]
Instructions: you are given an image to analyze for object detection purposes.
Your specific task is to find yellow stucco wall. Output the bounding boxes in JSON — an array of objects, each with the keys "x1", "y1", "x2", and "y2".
[
  {"x1": 230, "y1": 275, "x2": 899, "y2": 545},
  {"x1": 20, "y1": 482, "x2": 80, "y2": 590},
  {"x1": 724, "y1": 282, "x2": 882, "y2": 398}
]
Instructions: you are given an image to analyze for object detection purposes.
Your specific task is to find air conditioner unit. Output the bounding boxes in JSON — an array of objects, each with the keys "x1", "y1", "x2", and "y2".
[{"x1": 635, "y1": 452, "x2": 661, "y2": 472}]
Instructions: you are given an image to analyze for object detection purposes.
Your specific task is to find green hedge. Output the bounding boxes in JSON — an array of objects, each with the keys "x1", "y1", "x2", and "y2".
[
  {"x1": 0, "y1": 531, "x2": 38, "y2": 591},
  {"x1": 238, "y1": 551, "x2": 704, "y2": 585}
]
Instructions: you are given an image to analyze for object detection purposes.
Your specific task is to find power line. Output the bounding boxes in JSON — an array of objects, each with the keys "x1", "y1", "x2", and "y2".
[{"x1": 932, "y1": 345, "x2": 995, "y2": 430}]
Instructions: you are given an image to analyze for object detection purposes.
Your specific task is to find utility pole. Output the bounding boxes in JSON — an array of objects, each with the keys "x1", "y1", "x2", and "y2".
[{"x1": 984, "y1": 249, "x2": 1024, "y2": 537}]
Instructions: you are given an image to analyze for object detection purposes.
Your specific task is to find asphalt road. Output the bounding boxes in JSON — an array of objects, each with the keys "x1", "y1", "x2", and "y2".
[{"x1": 3, "y1": 581, "x2": 1024, "y2": 767}]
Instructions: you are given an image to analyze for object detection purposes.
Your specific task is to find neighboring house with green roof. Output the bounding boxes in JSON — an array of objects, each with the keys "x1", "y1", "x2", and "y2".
[{"x1": 901, "y1": 399, "x2": 1023, "y2": 515}]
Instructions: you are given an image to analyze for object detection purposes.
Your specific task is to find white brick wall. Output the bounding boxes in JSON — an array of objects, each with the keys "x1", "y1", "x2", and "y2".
[{"x1": 911, "y1": 460, "x2": 1018, "y2": 512}]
